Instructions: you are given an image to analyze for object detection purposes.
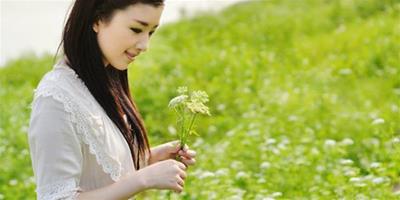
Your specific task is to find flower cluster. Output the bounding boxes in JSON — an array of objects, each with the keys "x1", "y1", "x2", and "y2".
[{"x1": 168, "y1": 86, "x2": 211, "y2": 147}]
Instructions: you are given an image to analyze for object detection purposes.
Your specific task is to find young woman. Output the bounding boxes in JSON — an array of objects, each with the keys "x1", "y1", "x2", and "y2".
[{"x1": 27, "y1": 0, "x2": 196, "y2": 199}]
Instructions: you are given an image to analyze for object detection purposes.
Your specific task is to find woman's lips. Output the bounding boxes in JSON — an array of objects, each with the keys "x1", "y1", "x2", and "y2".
[{"x1": 125, "y1": 51, "x2": 137, "y2": 61}]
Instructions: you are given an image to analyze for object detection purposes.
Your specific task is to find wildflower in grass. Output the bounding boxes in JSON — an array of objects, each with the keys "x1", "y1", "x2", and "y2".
[
  {"x1": 235, "y1": 171, "x2": 249, "y2": 179},
  {"x1": 340, "y1": 138, "x2": 354, "y2": 146},
  {"x1": 339, "y1": 159, "x2": 354, "y2": 165},
  {"x1": 372, "y1": 118, "x2": 385, "y2": 125},
  {"x1": 371, "y1": 177, "x2": 386, "y2": 185},
  {"x1": 324, "y1": 139, "x2": 336, "y2": 147},
  {"x1": 260, "y1": 161, "x2": 271, "y2": 170},
  {"x1": 370, "y1": 162, "x2": 381, "y2": 169},
  {"x1": 168, "y1": 86, "x2": 211, "y2": 148}
]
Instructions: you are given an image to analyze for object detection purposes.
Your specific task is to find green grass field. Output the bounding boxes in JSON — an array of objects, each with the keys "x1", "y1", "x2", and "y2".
[{"x1": 1, "y1": 0, "x2": 399, "y2": 199}]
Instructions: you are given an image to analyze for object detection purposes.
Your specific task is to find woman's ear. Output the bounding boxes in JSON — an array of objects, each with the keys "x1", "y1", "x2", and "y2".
[{"x1": 92, "y1": 21, "x2": 99, "y2": 33}]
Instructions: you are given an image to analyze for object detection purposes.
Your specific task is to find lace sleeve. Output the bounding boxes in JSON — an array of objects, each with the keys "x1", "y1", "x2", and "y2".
[{"x1": 28, "y1": 95, "x2": 83, "y2": 200}]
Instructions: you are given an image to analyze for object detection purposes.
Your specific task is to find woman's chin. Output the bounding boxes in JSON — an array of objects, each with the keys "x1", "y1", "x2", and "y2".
[{"x1": 110, "y1": 62, "x2": 129, "y2": 71}]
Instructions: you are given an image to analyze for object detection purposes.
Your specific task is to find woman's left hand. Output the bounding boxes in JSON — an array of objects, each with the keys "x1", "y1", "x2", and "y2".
[{"x1": 149, "y1": 140, "x2": 196, "y2": 167}]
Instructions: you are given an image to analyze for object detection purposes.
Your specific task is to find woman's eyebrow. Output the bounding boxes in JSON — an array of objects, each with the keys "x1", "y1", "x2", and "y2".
[{"x1": 134, "y1": 19, "x2": 158, "y2": 28}]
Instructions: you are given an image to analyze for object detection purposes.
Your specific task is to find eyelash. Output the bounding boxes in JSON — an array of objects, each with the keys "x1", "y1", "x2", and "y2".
[{"x1": 130, "y1": 28, "x2": 155, "y2": 36}]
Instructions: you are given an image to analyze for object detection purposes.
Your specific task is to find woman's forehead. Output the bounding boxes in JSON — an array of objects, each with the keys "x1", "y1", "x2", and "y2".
[{"x1": 120, "y1": 3, "x2": 164, "y2": 26}]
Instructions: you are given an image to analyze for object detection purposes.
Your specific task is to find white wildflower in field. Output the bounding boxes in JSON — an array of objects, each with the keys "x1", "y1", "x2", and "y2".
[
  {"x1": 288, "y1": 115, "x2": 298, "y2": 122},
  {"x1": 215, "y1": 168, "x2": 229, "y2": 177},
  {"x1": 231, "y1": 161, "x2": 243, "y2": 169},
  {"x1": 350, "y1": 177, "x2": 367, "y2": 187},
  {"x1": 371, "y1": 118, "x2": 385, "y2": 125},
  {"x1": 167, "y1": 125, "x2": 176, "y2": 135},
  {"x1": 349, "y1": 177, "x2": 362, "y2": 183},
  {"x1": 344, "y1": 169, "x2": 357, "y2": 177},
  {"x1": 260, "y1": 161, "x2": 271, "y2": 170},
  {"x1": 9, "y1": 179, "x2": 17, "y2": 186},
  {"x1": 324, "y1": 139, "x2": 336, "y2": 147},
  {"x1": 216, "y1": 103, "x2": 226, "y2": 111},
  {"x1": 339, "y1": 159, "x2": 354, "y2": 165},
  {"x1": 339, "y1": 68, "x2": 352, "y2": 75},
  {"x1": 168, "y1": 86, "x2": 211, "y2": 148},
  {"x1": 235, "y1": 171, "x2": 249, "y2": 179},
  {"x1": 199, "y1": 171, "x2": 215, "y2": 179},
  {"x1": 370, "y1": 162, "x2": 381, "y2": 169},
  {"x1": 271, "y1": 192, "x2": 282, "y2": 197},
  {"x1": 266, "y1": 138, "x2": 277, "y2": 145},
  {"x1": 371, "y1": 177, "x2": 386, "y2": 185},
  {"x1": 316, "y1": 165, "x2": 325, "y2": 172},
  {"x1": 340, "y1": 138, "x2": 354, "y2": 146},
  {"x1": 228, "y1": 195, "x2": 243, "y2": 200},
  {"x1": 257, "y1": 177, "x2": 266, "y2": 184}
]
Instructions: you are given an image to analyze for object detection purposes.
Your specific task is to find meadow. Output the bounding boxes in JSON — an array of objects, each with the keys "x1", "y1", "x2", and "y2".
[{"x1": 0, "y1": 0, "x2": 399, "y2": 199}]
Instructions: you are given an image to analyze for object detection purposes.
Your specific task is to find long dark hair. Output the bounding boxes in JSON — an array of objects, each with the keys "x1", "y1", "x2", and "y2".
[{"x1": 58, "y1": 0, "x2": 164, "y2": 170}]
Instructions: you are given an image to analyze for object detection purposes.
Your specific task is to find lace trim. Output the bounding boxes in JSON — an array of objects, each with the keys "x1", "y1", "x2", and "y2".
[
  {"x1": 32, "y1": 68, "x2": 122, "y2": 181},
  {"x1": 36, "y1": 178, "x2": 82, "y2": 200}
]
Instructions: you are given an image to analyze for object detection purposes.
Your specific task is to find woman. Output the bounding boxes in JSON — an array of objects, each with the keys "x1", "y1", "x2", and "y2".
[{"x1": 27, "y1": 0, "x2": 196, "y2": 199}]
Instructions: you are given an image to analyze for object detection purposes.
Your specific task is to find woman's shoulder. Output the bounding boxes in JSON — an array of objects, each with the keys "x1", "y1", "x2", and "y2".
[{"x1": 32, "y1": 59, "x2": 92, "y2": 109}]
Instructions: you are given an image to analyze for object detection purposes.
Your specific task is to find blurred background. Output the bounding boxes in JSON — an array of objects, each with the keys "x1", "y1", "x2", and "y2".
[
  {"x1": 1, "y1": 0, "x2": 400, "y2": 199},
  {"x1": 1, "y1": 0, "x2": 246, "y2": 66}
]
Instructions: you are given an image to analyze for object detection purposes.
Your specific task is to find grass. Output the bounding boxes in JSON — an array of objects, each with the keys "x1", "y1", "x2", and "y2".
[{"x1": 1, "y1": 0, "x2": 399, "y2": 199}]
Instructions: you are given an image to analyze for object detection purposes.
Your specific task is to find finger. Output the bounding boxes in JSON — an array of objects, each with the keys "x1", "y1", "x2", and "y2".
[
  {"x1": 179, "y1": 171, "x2": 187, "y2": 180},
  {"x1": 179, "y1": 150, "x2": 196, "y2": 158},
  {"x1": 169, "y1": 140, "x2": 181, "y2": 151},
  {"x1": 175, "y1": 160, "x2": 187, "y2": 170},
  {"x1": 174, "y1": 185, "x2": 183, "y2": 193},
  {"x1": 183, "y1": 144, "x2": 189, "y2": 151},
  {"x1": 181, "y1": 158, "x2": 196, "y2": 166},
  {"x1": 177, "y1": 176, "x2": 185, "y2": 186}
]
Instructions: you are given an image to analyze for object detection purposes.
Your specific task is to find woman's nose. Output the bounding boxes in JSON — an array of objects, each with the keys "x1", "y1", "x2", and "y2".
[{"x1": 136, "y1": 36, "x2": 149, "y2": 52}]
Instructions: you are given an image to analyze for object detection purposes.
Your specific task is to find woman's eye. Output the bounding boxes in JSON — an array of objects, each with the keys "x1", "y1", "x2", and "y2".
[
  {"x1": 130, "y1": 28, "x2": 142, "y2": 33},
  {"x1": 149, "y1": 31, "x2": 155, "y2": 36}
]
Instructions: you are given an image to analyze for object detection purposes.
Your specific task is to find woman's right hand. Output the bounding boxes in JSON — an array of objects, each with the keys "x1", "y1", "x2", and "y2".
[{"x1": 138, "y1": 159, "x2": 187, "y2": 193}]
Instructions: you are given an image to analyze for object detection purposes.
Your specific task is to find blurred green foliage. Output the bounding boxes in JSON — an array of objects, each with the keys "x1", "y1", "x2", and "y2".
[{"x1": 0, "y1": 0, "x2": 399, "y2": 199}]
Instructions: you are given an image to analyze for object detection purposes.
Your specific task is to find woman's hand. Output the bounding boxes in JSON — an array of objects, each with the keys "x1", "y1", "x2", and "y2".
[
  {"x1": 148, "y1": 140, "x2": 196, "y2": 167},
  {"x1": 138, "y1": 159, "x2": 187, "y2": 193}
]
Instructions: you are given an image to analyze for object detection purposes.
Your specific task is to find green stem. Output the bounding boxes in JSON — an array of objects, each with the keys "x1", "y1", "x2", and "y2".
[{"x1": 183, "y1": 113, "x2": 197, "y2": 146}]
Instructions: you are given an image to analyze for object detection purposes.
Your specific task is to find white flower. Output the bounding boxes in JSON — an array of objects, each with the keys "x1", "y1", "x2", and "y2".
[
  {"x1": 257, "y1": 178, "x2": 266, "y2": 184},
  {"x1": 167, "y1": 125, "x2": 176, "y2": 135},
  {"x1": 9, "y1": 179, "x2": 18, "y2": 186},
  {"x1": 271, "y1": 192, "x2": 282, "y2": 197},
  {"x1": 371, "y1": 177, "x2": 385, "y2": 184},
  {"x1": 344, "y1": 169, "x2": 357, "y2": 177},
  {"x1": 370, "y1": 162, "x2": 381, "y2": 169},
  {"x1": 349, "y1": 177, "x2": 362, "y2": 183},
  {"x1": 324, "y1": 139, "x2": 336, "y2": 147},
  {"x1": 260, "y1": 161, "x2": 271, "y2": 170},
  {"x1": 340, "y1": 138, "x2": 354, "y2": 146},
  {"x1": 190, "y1": 90, "x2": 209, "y2": 103},
  {"x1": 177, "y1": 86, "x2": 188, "y2": 94},
  {"x1": 339, "y1": 68, "x2": 352, "y2": 75},
  {"x1": 215, "y1": 168, "x2": 229, "y2": 177},
  {"x1": 199, "y1": 171, "x2": 215, "y2": 179},
  {"x1": 168, "y1": 94, "x2": 188, "y2": 108},
  {"x1": 186, "y1": 101, "x2": 211, "y2": 115},
  {"x1": 339, "y1": 159, "x2": 354, "y2": 165},
  {"x1": 235, "y1": 171, "x2": 249, "y2": 179},
  {"x1": 372, "y1": 118, "x2": 385, "y2": 125}
]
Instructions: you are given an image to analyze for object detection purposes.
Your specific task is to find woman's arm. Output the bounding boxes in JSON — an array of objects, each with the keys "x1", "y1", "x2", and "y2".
[
  {"x1": 77, "y1": 159, "x2": 188, "y2": 200},
  {"x1": 77, "y1": 170, "x2": 147, "y2": 200}
]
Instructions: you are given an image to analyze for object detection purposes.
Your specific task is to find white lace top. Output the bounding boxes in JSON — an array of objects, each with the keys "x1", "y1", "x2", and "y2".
[{"x1": 27, "y1": 59, "x2": 147, "y2": 199}]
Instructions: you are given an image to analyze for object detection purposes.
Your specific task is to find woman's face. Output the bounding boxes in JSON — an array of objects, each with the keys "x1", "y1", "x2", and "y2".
[{"x1": 93, "y1": 3, "x2": 164, "y2": 70}]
